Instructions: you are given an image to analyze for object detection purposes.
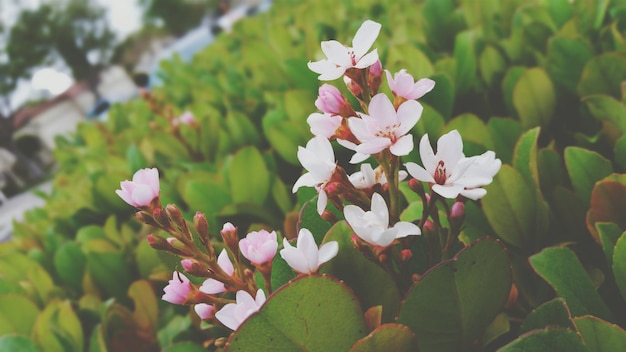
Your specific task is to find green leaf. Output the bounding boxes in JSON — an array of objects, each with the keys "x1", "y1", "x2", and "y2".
[
  {"x1": 0, "y1": 294, "x2": 39, "y2": 336},
  {"x1": 574, "y1": 315, "x2": 626, "y2": 352},
  {"x1": 397, "y1": 239, "x2": 511, "y2": 351},
  {"x1": 488, "y1": 118, "x2": 523, "y2": 165},
  {"x1": 443, "y1": 113, "x2": 493, "y2": 150},
  {"x1": 86, "y1": 247, "x2": 133, "y2": 302},
  {"x1": 578, "y1": 53, "x2": 626, "y2": 99},
  {"x1": 135, "y1": 237, "x2": 169, "y2": 279},
  {"x1": 565, "y1": 147, "x2": 613, "y2": 209},
  {"x1": 386, "y1": 44, "x2": 434, "y2": 80},
  {"x1": 54, "y1": 242, "x2": 86, "y2": 292},
  {"x1": 229, "y1": 146, "x2": 270, "y2": 205},
  {"x1": 502, "y1": 66, "x2": 526, "y2": 117},
  {"x1": 349, "y1": 324, "x2": 417, "y2": 352},
  {"x1": 453, "y1": 30, "x2": 477, "y2": 94},
  {"x1": 0, "y1": 335, "x2": 41, "y2": 352},
  {"x1": 499, "y1": 328, "x2": 588, "y2": 352},
  {"x1": 529, "y1": 247, "x2": 612, "y2": 320},
  {"x1": 546, "y1": 36, "x2": 594, "y2": 94},
  {"x1": 33, "y1": 300, "x2": 83, "y2": 352},
  {"x1": 482, "y1": 165, "x2": 535, "y2": 249},
  {"x1": 513, "y1": 67, "x2": 556, "y2": 129},
  {"x1": 520, "y1": 298, "x2": 575, "y2": 333},
  {"x1": 227, "y1": 275, "x2": 367, "y2": 352},
  {"x1": 421, "y1": 73, "x2": 455, "y2": 120},
  {"x1": 27, "y1": 265, "x2": 55, "y2": 306},
  {"x1": 321, "y1": 221, "x2": 402, "y2": 323},
  {"x1": 422, "y1": 0, "x2": 456, "y2": 51},
  {"x1": 162, "y1": 342, "x2": 206, "y2": 352},
  {"x1": 612, "y1": 232, "x2": 626, "y2": 301},
  {"x1": 596, "y1": 222, "x2": 623, "y2": 266},
  {"x1": 128, "y1": 280, "x2": 158, "y2": 333},
  {"x1": 182, "y1": 175, "x2": 231, "y2": 216},
  {"x1": 297, "y1": 199, "x2": 333, "y2": 244},
  {"x1": 479, "y1": 45, "x2": 507, "y2": 86},
  {"x1": 126, "y1": 145, "x2": 148, "y2": 173},
  {"x1": 584, "y1": 95, "x2": 626, "y2": 134}
]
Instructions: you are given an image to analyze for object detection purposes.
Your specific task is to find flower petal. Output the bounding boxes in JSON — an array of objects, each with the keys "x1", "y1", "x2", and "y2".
[
  {"x1": 352, "y1": 20, "x2": 381, "y2": 58},
  {"x1": 317, "y1": 241, "x2": 338, "y2": 265},
  {"x1": 368, "y1": 94, "x2": 396, "y2": 129},
  {"x1": 405, "y1": 162, "x2": 435, "y2": 183},
  {"x1": 395, "y1": 100, "x2": 423, "y2": 136},
  {"x1": 432, "y1": 183, "x2": 464, "y2": 199},
  {"x1": 215, "y1": 304, "x2": 239, "y2": 330},
  {"x1": 317, "y1": 189, "x2": 328, "y2": 215},
  {"x1": 280, "y1": 239, "x2": 309, "y2": 274},
  {"x1": 393, "y1": 221, "x2": 421, "y2": 238},
  {"x1": 389, "y1": 134, "x2": 414, "y2": 156},
  {"x1": 356, "y1": 138, "x2": 391, "y2": 155},
  {"x1": 437, "y1": 130, "x2": 464, "y2": 168},
  {"x1": 418, "y1": 134, "x2": 437, "y2": 175},
  {"x1": 354, "y1": 49, "x2": 379, "y2": 69},
  {"x1": 411, "y1": 78, "x2": 436, "y2": 100},
  {"x1": 459, "y1": 188, "x2": 488, "y2": 200},
  {"x1": 370, "y1": 193, "x2": 389, "y2": 228},
  {"x1": 321, "y1": 40, "x2": 352, "y2": 66}
]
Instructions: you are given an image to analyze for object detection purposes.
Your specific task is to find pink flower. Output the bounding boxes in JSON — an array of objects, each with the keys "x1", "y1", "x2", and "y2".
[
  {"x1": 194, "y1": 303, "x2": 215, "y2": 320},
  {"x1": 200, "y1": 249, "x2": 234, "y2": 294},
  {"x1": 280, "y1": 228, "x2": 338, "y2": 274},
  {"x1": 292, "y1": 137, "x2": 337, "y2": 215},
  {"x1": 162, "y1": 271, "x2": 193, "y2": 304},
  {"x1": 172, "y1": 111, "x2": 195, "y2": 126},
  {"x1": 315, "y1": 84, "x2": 347, "y2": 115},
  {"x1": 339, "y1": 94, "x2": 422, "y2": 163},
  {"x1": 308, "y1": 20, "x2": 382, "y2": 80},
  {"x1": 307, "y1": 112, "x2": 342, "y2": 138},
  {"x1": 239, "y1": 230, "x2": 278, "y2": 265},
  {"x1": 215, "y1": 289, "x2": 266, "y2": 330},
  {"x1": 385, "y1": 70, "x2": 435, "y2": 100},
  {"x1": 115, "y1": 168, "x2": 160, "y2": 207}
]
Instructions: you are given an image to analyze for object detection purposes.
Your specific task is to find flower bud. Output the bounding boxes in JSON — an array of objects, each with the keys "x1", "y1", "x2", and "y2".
[
  {"x1": 152, "y1": 208, "x2": 171, "y2": 230},
  {"x1": 400, "y1": 249, "x2": 413, "y2": 263},
  {"x1": 147, "y1": 234, "x2": 172, "y2": 251},
  {"x1": 181, "y1": 259, "x2": 211, "y2": 277},
  {"x1": 166, "y1": 204, "x2": 186, "y2": 227},
  {"x1": 315, "y1": 84, "x2": 346, "y2": 115},
  {"x1": 450, "y1": 202, "x2": 465, "y2": 222},
  {"x1": 320, "y1": 210, "x2": 338, "y2": 223},
  {"x1": 344, "y1": 76, "x2": 362, "y2": 98},
  {"x1": 408, "y1": 178, "x2": 425, "y2": 197},
  {"x1": 368, "y1": 60, "x2": 383, "y2": 94},
  {"x1": 221, "y1": 222, "x2": 239, "y2": 255},
  {"x1": 136, "y1": 210, "x2": 158, "y2": 227},
  {"x1": 369, "y1": 60, "x2": 383, "y2": 77}
]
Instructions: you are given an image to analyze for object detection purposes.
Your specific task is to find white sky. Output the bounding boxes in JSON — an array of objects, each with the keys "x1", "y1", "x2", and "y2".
[{"x1": 1, "y1": 0, "x2": 143, "y2": 112}]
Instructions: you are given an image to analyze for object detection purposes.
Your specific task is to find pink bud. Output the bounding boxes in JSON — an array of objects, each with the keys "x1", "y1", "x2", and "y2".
[
  {"x1": 451, "y1": 202, "x2": 465, "y2": 221},
  {"x1": 423, "y1": 220, "x2": 434, "y2": 233},
  {"x1": 239, "y1": 230, "x2": 278, "y2": 265},
  {"x1": 194, "y1": 303, "x2": 215, "y2": 320},
  {"x1": 162, "y1": 271, "x2": 194, "y2": 304},
  {"x1": 115, "y1": 168, "x2": 160, "y2": 208},
  {"x1": 369, "y1": 60, "x2": 383, "y2": 77},
  {"x1": 181, "y1": 259, "x2": 194, "y2": 272},
  {"x1": 315, "y1": 84, "x2": 347, "y2": 115}
]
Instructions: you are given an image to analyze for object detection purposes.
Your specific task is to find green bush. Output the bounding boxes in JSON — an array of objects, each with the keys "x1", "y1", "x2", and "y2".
[{"x1": 2, "y1": 0, "x2": 626, "y2": 350}]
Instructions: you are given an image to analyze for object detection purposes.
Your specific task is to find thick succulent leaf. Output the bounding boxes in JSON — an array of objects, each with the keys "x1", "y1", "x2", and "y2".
[
  {"x1": 529, "y1": 247, "x2": 612, "y2": 321},
  {"x1": 564, "y1": 147, "x2": 613, "y2": 209},
  {"x1": 513, "y1": 68, "x2": 556, "y2": 129},
  {"x1": 226, "y1": 275, "x2": 367, "y2": 351},
  {"x1": 397, "y1": 239, "x2": 511, "y2": 351},
  {"x1": 349, "y1": 324, "x2": 417, "y2": 352},
  {"x1": 498, "y1": 328, "x2": 589, "y2": 352},
  {"x1": 573, "y1": 315, "x2": 626, "y2": 352},
  {"x1": 612, "y1": 232, "x2": 626, "y2": 301},
  {"x1": 520, "y1": 298, "x2": 575, "y2": 333}
]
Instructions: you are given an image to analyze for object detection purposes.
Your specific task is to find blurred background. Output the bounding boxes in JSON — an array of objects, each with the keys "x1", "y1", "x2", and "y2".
[{"x1": 0, "y1": 0, "x2": 269, "y2": 239}]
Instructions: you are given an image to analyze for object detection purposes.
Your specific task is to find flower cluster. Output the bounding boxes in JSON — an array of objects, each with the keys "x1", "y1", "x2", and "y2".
[
  {"x1": 117, "y1": 19, "x2": 502, "y2": 343},
  {"x1": 116, "y1": 170, "x2": 338, "y2": 332}
]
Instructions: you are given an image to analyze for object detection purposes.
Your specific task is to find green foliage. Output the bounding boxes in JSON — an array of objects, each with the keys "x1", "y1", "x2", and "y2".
[{"x1": 5, "y1": 0, "x2": 626, "y2": 349}]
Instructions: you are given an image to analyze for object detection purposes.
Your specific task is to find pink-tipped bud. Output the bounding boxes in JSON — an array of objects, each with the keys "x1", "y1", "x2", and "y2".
[
  {"x1": 408, "y1": 178, "x2": 425, "y2": 197},
  {"x1": 221, "y1": 222, "x2": 239, "y2": 254},
  {"x1": 423, "y1": 220, "x2": 434, "y2": 233},
  {"x1": 369, "y1": 60, "x2": 383, "y2": 77},
  {"x1": 136, "y1": 210, "x2": 158, "y2": 227},
  {"x1": 315, "y1": 84, "x2": 347, "y2": 115},
  {"x1": 451, "y1": 202, "x2": 465, "y2": 222},
  {"x1": 400, "y1": 249, "x2": 413, "y2": 263},
  {"x1": 147, "y1": 234, "x2": 171, "y2": 251},
  {"x1": 166, "y1": 204, "x2": 188, "y2": 233},
  {"x1": 181, "y1": 259, "x2": 194, "y2": 272},
  {"x1": 152, "y1": 208, "x2": 171, "y2": 229}
]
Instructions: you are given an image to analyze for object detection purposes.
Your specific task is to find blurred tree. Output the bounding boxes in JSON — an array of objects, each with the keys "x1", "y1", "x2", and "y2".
[
  {"x1": 5, "y1": 0, "x2": 117, "y2": 97},
  {"x1": 139, "y1": 0, "x2": 220, "y2": 37}
]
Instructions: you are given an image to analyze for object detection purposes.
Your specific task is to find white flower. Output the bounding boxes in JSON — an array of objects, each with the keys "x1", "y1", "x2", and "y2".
[
  {"x1": 308, "y1": 20, "x2": 382, "y2": 80},
  {"x1": 292, "y1": 137, "x2": 337, "y2": 215},
  {"x1": 340, "y1": 93, "x2": 422, "y2": 163},
  {"x1": 405, "y1": 130, "x2": 501, "y2": 200},
  {"x1": 280, "y1": 228, "x2": 338, "y2": 274},
  {"x1": 349, "y1": 164, "x2": 408, "y2": 189},
  {"x1": 344, "y1": 193, "x2": 421, "y2": 247},
  {"x1": 215, "y1": 289, "x2": 266, "y2": 331}
]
